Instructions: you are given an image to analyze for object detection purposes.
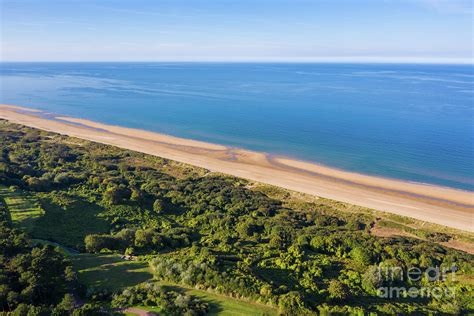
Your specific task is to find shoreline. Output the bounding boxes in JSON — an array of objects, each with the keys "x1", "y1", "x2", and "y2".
[{"x1": 0, "y1": 104, "x2": 473, "y2": 232}]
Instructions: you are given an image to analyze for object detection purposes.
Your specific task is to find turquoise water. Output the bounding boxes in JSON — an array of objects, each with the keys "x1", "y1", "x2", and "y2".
[{"x1": 0, "y1": 62, "x2": 473, "y2": 191}]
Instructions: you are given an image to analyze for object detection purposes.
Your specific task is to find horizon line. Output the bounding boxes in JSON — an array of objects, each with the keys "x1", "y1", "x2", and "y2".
[
  {"x1": 1, "y1": 60, "x2": 473, "y2": 65},
  {"x1": 1, "y1": 56, "x2": 472, "y2": 65}
]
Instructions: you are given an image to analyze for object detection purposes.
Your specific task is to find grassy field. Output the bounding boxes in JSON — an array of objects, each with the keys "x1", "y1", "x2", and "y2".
[
  {"x1": 0, "y1": 186, "x2": 43, "y2": 232},
  {"x1": 0, "y1": 187, "x2": 109, "y2": 248},
  {"x1": 30, "y1": 195, "x2": 110, "y2": 248},
  {"x1": 71, "y1": 253, "x2": 154, "y2": 291}
]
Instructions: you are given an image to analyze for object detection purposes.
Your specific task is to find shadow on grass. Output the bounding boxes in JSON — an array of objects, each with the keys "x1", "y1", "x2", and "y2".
[
  {"x1": 31, "y1": 197, "x2": 110, "y2": 248},
  {"x1": 72, "y1": 254, "x2": 153, "y2": 291},
  {"x1": 0, "y1": 187, "x2": 43, "y2": 230}
]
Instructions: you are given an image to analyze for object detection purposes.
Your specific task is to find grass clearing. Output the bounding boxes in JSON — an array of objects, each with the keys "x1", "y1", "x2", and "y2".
[
  {"x1": 0, "y1": 187, "x2": 109, "y2": 248},
  {"x1": 0, "y1": 186, "x2": 43, "y2": 232},
  {"x1": 71, "y1": 253, "x2": 153, "y2": 291},
  {"x1": 31, "y1": 194, "x2": 110, "y2": 248}
]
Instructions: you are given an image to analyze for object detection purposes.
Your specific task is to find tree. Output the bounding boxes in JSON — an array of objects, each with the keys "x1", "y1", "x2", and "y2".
[
  {"x1": 134, "y1": 229, "x2": 164, "y2": 250},
  {"x1": 276, "y1": 245, "x2": 304, "y2": 271},
  {"x1": 362, "y1": 265, "x2": 383, "y2": 293},
  {"x1": 350, "y1": 246, "x2": 372, "y2": 266},
  {"x1": 278, "y1": 291, "x2": 308, "y2": 315},
  {"x1": 64, "y1": 266, "x2": 77, "y2": 283},
  {"x1": 125, "y1": 247, "x2": 134, "y2": 256},
  {"x1": 153, "y1": 199, "x2": 164, "y2": 213},
  {"x1": 85, "y1": 234, "x2": 119, "y2": 253},
  {"x1": 52, "y1": 294, "x2": 75, "y2": 315},
  {"x1": 259, "y1": 284, "x2": 272, "y2": 297},
  {"x1": 310, "y1": 236, "x2": 325, "y2": 253},
  {"x1": 236, "y1": 221, "x2": 259, "y2": 238},
  {"x1": 328, "y1": 280, "x2": 349, "y2": 301},
  {"x1": 130, "y1": 188, "x2": 144, "y2": 202},
  {"x1": 269, "y1": 235, "x2": 285, "y2": 249},
  {"x1": 103, "y1": 186, "x2": 130, "y2": 205}
]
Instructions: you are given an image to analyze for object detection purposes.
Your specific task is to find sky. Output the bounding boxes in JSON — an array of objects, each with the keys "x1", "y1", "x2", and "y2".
[{"x1": 0, "y1": 0, "x2": 472, "y2": 63}]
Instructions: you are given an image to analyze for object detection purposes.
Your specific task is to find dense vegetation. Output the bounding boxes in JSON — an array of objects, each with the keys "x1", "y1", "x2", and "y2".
[
  {"x1": 0, "y1": 119, "x2": 473, "y2": 315},
  {"x1": 0, "y1": 222, "x2": 71, "y2": 314},
  {"x1": 112, "y1": 282, "x2": 209, "y2": 315}
]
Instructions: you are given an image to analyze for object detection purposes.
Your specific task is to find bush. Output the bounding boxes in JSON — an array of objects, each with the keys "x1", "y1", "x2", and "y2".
[
  {"x1": 350, "y1": 246, "x2": 372, "y2": 265},
  {"x1": 328, "y1": 280, "x2": 350, "y2": 301}
]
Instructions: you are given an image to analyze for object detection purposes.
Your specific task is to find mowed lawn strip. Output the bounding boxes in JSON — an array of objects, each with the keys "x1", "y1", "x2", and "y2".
[{"x1": 0, "y1": 186, "x2": 43, "y2": 231}]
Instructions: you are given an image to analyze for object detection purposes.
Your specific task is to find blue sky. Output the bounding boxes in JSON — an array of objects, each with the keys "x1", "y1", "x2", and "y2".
[{"x1": 0, "y1": 0, "x2": 472, "y2": 62}]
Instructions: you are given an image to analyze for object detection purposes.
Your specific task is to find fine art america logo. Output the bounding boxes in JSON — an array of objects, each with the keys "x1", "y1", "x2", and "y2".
[{"x1": 376, "y1": 265, "x2": 457, "y2": 299}]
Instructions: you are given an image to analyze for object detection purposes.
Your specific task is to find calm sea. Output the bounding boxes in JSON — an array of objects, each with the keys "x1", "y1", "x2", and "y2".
[{"x1": 0, "y1": 62, "x2": 473, "y2": 190}]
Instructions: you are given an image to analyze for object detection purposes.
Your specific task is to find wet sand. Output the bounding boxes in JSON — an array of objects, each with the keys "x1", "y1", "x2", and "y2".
[{"x1": 1, "y1": 104, "x2": 472, "y2": 232}]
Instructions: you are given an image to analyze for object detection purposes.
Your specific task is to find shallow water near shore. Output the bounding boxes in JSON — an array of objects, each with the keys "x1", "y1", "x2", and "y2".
[{"x1": 0, "y1": 62, "x2": 473, "y2": 190}]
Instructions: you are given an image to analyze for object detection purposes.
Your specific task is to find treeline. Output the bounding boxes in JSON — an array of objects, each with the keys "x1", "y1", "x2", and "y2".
[{"x1": 85, "y1": 226, "x2": 196, "y2": 254}]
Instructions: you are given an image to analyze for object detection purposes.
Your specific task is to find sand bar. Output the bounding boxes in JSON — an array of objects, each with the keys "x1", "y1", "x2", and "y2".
[{"x1": 1, "y1": 104, "x2": 473, "y2": 232}]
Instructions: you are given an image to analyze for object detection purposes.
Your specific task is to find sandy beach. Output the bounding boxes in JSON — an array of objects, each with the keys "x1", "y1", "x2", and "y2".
[{"x1": 1, "y1": 104, "x2": 473, "y2": 232}]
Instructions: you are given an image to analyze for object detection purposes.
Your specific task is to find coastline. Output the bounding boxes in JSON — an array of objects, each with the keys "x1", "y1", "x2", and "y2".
[{"x1": 1, "y1": 104, "x2": 472, "y2": 232}]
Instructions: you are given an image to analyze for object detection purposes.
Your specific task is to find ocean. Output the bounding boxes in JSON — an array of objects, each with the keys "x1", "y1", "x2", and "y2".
[{"x1": 0, "y1": 62, "x2": 473, "y2": 191}]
